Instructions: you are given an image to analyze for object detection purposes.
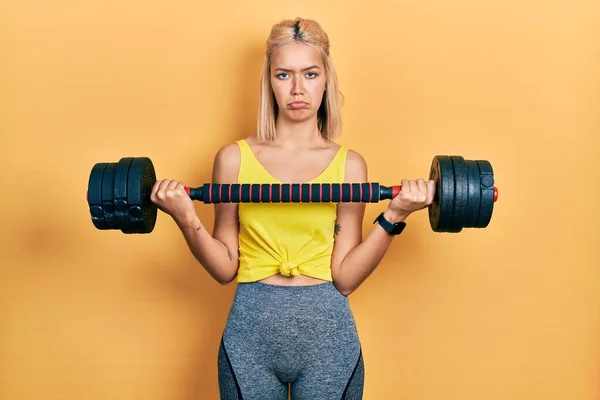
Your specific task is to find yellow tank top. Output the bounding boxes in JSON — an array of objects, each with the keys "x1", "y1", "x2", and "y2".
[{"x1": 235, "y1": 139, "x2": 348, "y2": 283}]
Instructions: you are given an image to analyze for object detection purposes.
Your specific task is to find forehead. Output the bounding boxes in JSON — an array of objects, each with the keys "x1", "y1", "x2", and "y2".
[{"x1": 270, "y1": 42, "x2": 323, "y2": 69}]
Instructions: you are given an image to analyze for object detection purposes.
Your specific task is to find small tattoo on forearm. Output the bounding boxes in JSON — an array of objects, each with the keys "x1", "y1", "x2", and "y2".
[
  {"x1": 196, "y1": 226, "x2": 201, "y2": 231},
  {"x1": 227, "y1": 249, "x2": 233, "y2": 260},
  {"x1": 334, "y1": 224, "x2": 341, "y2": 235}
]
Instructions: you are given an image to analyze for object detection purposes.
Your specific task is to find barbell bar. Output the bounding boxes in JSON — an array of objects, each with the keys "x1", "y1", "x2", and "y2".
[{"x1": 86, "y1": 155, "x2": 497, "y2": 234}]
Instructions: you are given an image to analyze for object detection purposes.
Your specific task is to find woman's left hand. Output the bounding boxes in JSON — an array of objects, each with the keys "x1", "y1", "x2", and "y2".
[{"x1": 385, "y1": 178, "x2": 436, "y2": 222}]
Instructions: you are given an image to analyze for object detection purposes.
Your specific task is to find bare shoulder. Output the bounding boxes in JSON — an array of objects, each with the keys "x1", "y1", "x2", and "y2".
[
  {"x1": 212, "y1": 141, "x2": 241, "y2": 182},
  {"x1": 214, "y1": 142, "x2": 240, "y2": 168},
  {"x1": 344, "y1": 148, "x2": 368, "y2": 181}
]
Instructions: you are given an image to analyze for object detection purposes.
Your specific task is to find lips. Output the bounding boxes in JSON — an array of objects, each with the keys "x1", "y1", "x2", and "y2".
[{"x1": 288, "y1": 101, "x2": 309, "y2": 109}]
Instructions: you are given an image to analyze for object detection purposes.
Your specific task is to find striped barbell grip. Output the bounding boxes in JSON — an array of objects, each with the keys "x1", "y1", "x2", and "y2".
[{"x1": 185, "y1": 183, "x2": 400, "y2": 204}]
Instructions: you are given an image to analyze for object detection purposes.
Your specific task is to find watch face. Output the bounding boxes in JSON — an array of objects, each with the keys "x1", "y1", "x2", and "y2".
[
  {"x1": 374, "y1": 212, "x2": 405, "y2": 235},
  {"x1": 389, "y1": 219, "x2": 406, "y2": 235}
]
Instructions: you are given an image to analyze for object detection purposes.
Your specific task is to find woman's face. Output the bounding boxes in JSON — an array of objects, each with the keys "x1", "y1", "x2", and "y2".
[{"x1": 270, "y1": 42, "x2": 327, "y2": 123}]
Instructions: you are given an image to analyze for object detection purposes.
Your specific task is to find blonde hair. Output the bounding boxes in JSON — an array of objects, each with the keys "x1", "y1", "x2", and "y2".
[{"x1": 257, "y1": 17, "x2": 343, "y2": 141}]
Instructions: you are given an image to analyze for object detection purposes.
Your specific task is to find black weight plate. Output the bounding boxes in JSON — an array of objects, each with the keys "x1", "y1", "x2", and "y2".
[
  {"x1": 127, "y1": 157, "x2": 157, "y2": 234},
  {"x1": 88, "y1": 162, "x2": 108, "y2": 230},
  {"x1": 476, "y1": 160, "x2": 495, "y2": 228},
  {"x1": 101, "y1": 162, "x2": 118, "y2": 230},
  {"x1": 463, "y1": 160, "x2": 481, "y2": 228},
  {"x1": 139, "y1": 158, "x2": 158, "y2": 233},
  {"x1": 449, "y1": 156, "x2": 468, "y2": 233},
  {"x1": 127, "y1": 158, "x2": 147, "y2": 234},
  {"x1": 114, "y1": 157, "x2": 134, "y2": 233},
  {"x1": 427, "y1": 158, "x2": 442, "y2": 231},
  {"x1": 428, "y1": 155, "x2": 454, "y2": 232}
]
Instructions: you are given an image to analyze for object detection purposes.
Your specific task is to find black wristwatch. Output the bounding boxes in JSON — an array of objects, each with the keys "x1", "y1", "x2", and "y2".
[{"x1": 373, "y1": 212, "x2": 406, "y2": 235}]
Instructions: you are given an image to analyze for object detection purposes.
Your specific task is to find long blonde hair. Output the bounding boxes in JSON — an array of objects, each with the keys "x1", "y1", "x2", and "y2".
[{"x1": 257, "y1": 18, "x2": 343, "y2": 141}]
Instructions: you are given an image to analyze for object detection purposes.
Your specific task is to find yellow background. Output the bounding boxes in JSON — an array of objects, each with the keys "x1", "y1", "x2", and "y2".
[{"x1": 1, "y1": 0, "x2": 599, "y2": 399}]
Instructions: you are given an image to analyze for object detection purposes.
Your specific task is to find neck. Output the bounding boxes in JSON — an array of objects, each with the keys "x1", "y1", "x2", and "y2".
[{"x1": 273, "y1": 115, "x2": 326, "y2": 149}]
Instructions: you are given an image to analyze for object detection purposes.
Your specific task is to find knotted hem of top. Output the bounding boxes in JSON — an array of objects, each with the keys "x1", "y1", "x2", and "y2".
[{"x1": 236, "y1": 262, "x2": 333, "y2": 283}]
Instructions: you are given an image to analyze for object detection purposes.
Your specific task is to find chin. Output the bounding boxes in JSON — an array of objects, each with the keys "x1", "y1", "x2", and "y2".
[{"x1": 285, "y1": 109, "x2": 316, "y2": 122}]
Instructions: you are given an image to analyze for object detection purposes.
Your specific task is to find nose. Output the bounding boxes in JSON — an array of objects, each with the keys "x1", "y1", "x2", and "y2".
[{"x1": 291, "y1": 75, "x2": 304, "y2": 96}]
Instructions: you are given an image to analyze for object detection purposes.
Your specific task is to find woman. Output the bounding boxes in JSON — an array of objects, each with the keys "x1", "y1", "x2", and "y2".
[{"x1": 151, "y1": 17, "x2": 435, "y2": 400}]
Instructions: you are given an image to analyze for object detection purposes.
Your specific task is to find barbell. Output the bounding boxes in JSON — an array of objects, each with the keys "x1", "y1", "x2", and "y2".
[{"x1": 86, "y1": 155, "x2": 497, "y2": 234}]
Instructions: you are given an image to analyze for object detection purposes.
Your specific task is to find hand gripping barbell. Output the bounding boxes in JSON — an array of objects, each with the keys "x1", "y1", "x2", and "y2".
[{"x1": 86, "y1": 155, "x2": 497, "y2": 234}]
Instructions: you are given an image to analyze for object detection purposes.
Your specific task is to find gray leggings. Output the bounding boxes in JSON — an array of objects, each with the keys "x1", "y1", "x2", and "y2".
[{"x1": 218, "y1": 281, "x2": 364, "y2": 400}]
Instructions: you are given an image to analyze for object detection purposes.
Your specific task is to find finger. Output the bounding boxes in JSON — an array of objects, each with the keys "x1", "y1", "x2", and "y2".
[
  {"x1": 158, "y1": 179, "x2": 172, "y2": 191},
  {"x1": 415, "y1": 179, "x2": 428, "y2": 203},
  {"x1": 407, "y1": 179, "x2": 416, "y2": 193},
  {"x1": 167, "y1": 180, "x2": 180, "y2": 192},
  {"x1": 150, "y1": 179, "x2": 162, "y2": 198},
  {"x1": 156, "y1": 179, "x2": 173, "y2": 200},
  {"x1": 416, "y1": 178, "x2": 427, "y2": 194},
  {"x1": 427, "y1": 180, "x2": 436, "y2": 204},
  {"x1": 153, "y1": 179, "x2": 170, "y2": 200},
  {"x1": 176, "y1": 181, "x2": 187, "y2": 195},
  {"x1": 400, "y1": 179, "x2": 409, "y2": 194}
]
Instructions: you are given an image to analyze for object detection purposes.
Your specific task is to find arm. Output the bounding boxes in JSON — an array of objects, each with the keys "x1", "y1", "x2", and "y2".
[
  {"x1": 330, "y1": 150, "x2": 434, "y2": 296},
  {"x1": 151, "y1": 144, "x2": 240, "y2": 285}
]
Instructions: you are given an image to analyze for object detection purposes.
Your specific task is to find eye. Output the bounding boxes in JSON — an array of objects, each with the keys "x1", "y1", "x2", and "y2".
[
  {"x1": 276, "y1": 72, "x2": 289, "y2": 79},
  {"x1": 306, "y1": 72, "x2": 318, "y2": 79}
]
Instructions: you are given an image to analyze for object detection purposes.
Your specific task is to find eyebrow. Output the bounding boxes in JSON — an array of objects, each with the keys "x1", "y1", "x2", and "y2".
[{"x1": 274, "y1": 65, "x2": 321, "y2": 72}]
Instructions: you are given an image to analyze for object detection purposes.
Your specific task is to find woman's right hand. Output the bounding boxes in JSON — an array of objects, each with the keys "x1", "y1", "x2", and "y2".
[{"x1": 150, "y1": 179, "x2": 196, "y2": 223}]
